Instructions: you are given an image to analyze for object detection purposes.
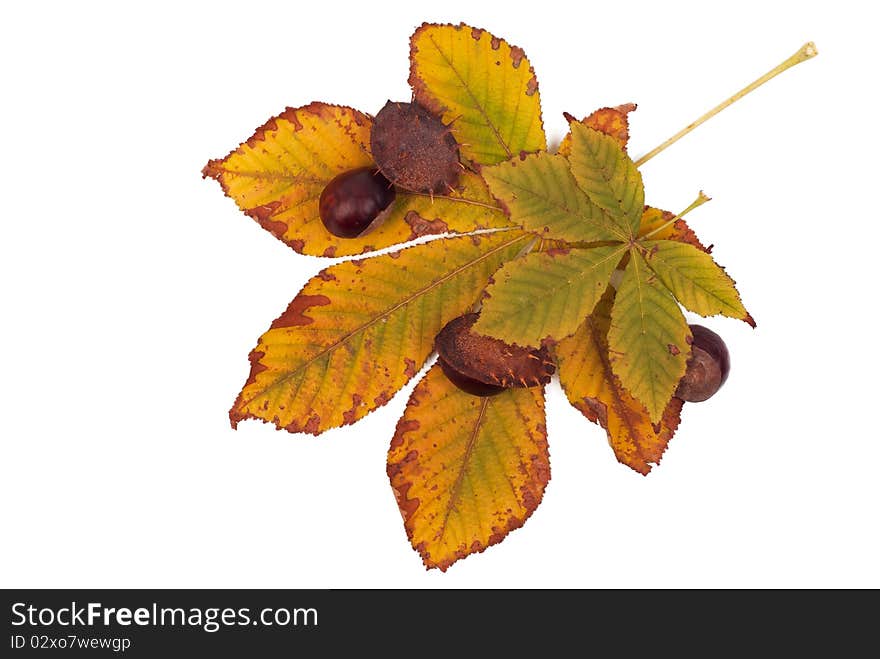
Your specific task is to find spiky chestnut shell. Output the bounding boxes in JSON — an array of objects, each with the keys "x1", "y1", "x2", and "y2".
[
  {"x1": 370, "y1": 101, "x2": 461, "y2": 194},
  {"x1": 318, "y1": 167, "x2": 396, "y2": 238},
  {"x1": 675, "y1": 324, "x2": 730, "y2": 402},
  {"x1": 434, "y1": 313, "x2": 555, "y2": 397}
]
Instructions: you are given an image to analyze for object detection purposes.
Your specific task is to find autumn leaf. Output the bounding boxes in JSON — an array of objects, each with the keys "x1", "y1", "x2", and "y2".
[
  {"x1": 230, "y1": 231, "x2": 529, "y2": 434},
  {"x1": 473, "y1": 244, "x2": 627, "y2": 347},
  {"x1": 641, "y1": 240, "x2": 752, "y2": 322},
  {"x1": 388, "y1": 363, "x2": 548, "y2": 571},
  {"x1": 202, "y1": 102, "x2": 512, "y2": 257},
  {"x1": 607, "y1": 254, "x2": 691, "y2": 424},
  {"x1": 481, "y1": 152, "x2": 627, "y2": 243},
  {"x1": 567, "y1": 122, "x2": 644, "y2": 236},
  {"x1": 556, "y1": 289, "x2": 682, "y2": 475},
  {"x1": 409, "y1": 23, "x2": 546, "y2": 165}
]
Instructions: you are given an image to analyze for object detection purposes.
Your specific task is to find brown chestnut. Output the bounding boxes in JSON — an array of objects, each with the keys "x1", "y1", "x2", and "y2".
[
  {"x1": 675, "y1": 324, "x2": 730, "y2": 402},
  {"x1": 318, "y1": 167, "x2": 395, "y2": 238}
]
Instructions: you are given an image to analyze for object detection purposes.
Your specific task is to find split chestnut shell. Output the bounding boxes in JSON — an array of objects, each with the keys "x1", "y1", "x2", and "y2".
[
  {"x1": 434, "y1": 313, "x2": 555, "y2": 397},
  {"x1": 370, "y1": 101, "x2": 461, "y2": 194}
]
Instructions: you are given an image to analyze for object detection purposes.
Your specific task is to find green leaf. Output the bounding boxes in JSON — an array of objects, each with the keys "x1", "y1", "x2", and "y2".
[
  {"x1": 568, "y1": 122, "x2": 644, "y2": 236},
  {"x1": 482, "y1": 152, "x2": 628, "y2": 243},
  {"x1": 641, "y1": 240, "x2": 754, "y2": 325},
  {"x1": 474, "y1": 245, "x2": 626, "y2": 347},
  {"x1": 608, "y1": 252, "x2": 691, "y2": 423}
]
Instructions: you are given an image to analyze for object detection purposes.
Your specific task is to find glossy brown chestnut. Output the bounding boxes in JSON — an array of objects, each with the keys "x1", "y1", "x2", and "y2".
[
  {"x1": 318, "y1": 167, "x2": 395, "y2": 238},
  {"x1": 434, "y1": 313, "x2": 555, "y2": 397},
  {"x1": 675, "y1": 324, "x2": 730, "y2": 402},
  {"x1": 370, "y1": 101, "x2": 461, "y2": 194}
]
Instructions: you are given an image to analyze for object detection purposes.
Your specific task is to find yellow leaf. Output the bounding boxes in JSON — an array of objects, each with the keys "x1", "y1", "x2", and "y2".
[
  {"x1": 556, "y1": 291, "x2": 683, "y2": 475},
  {"x1": 230, "y1": 231, "x2": 530, "y2": 434},
  {"x1": 409, "y1": 23, "x2": 546, "y2": 165},
  {"x1": 388, "y1": 363, "x2": 548, "y2": 571},
  {"x1": 203, "y1": 102, "x2": 510, "y2": 257},
  {"x1": 557, "y1": 103, "x2": 636, "y2": 156}
]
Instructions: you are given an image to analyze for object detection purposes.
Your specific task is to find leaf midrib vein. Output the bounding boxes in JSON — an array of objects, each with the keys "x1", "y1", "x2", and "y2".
[{"x1": 437, "y1": 395, "x2": 490, "y2": 543}]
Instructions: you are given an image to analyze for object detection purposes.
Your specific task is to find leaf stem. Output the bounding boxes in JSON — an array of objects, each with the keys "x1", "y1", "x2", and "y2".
[
  {"x1": 634, "y1": 42, "x2": 818, "y2": 168},
  {"x1": 641, "y1": 191, "x2": 711, "y2": 240}
]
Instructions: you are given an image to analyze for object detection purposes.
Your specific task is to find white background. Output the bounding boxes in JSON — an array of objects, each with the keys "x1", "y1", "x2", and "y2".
[{"x1": 2, "y1": 0, "x2": 878, "y2": 588}]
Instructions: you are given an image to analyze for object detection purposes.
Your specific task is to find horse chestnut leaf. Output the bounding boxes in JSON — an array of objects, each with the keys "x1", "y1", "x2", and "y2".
[
  {"x1": 435, "y1": 313, "x2": 555, "y2": 397},
  {"x1": 370, "y1": 101, "x2": 461, "y2": 194},
  {"x1": 675, "y1": 324, "x2": 730, "y2": 402},
  {"x1": 318, "y1": 167, "x2": 396, "y2": 238}
]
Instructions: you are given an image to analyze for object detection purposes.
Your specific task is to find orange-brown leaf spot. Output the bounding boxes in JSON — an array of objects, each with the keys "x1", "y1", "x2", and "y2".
[
  {"x1": 270, "y1": 294, "x2": 331, "y2": 329},
  {"x1": 404, "y1": 210, "x2": 448, "y2": 240}
]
